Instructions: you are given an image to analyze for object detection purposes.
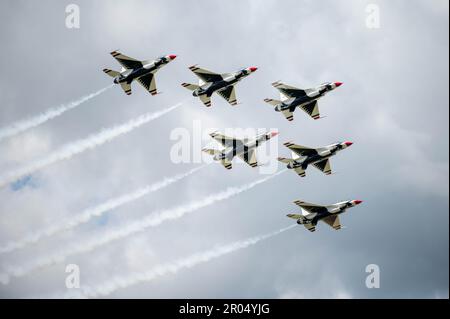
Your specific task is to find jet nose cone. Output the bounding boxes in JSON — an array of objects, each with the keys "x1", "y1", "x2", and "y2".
[
  {"x1": 344, "y1": 141, "x2": 353, "y2": 147},
  {"x1": 354, "y1": 200, "x2": 363, "y2": 205},
  {"x1": 334, "y1": 82, "x2": 343, "y2": 87},
  {"x1": 249, "y1": 67, "x2": 258, "y2": 72},
  {"x1": 168, "y1": 54, "x2": 177, "y2": 60}
]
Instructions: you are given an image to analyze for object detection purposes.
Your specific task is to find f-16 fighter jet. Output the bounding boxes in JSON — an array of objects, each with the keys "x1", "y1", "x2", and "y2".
[
  {"x1": 264, "y1": 81, "x2": 343, "y2": 121},
  {"x1": 203, "y1": 131, "x2": 278, "y2": 169},
  {"x1": 181, "y1": 65, "x2": 258, "y2": 107},
  {"x1": 287, "y1": 199, "x2": 363, "y2": 232},
  {"x1": 103, "y1": 51, "x2": 177, "y2": 96},
  {"x1": 278, "y1": 141, "x2": 353, "y2": 177}
]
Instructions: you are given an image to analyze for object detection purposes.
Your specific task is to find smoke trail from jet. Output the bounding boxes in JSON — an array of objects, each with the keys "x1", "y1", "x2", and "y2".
[
  {"x1": 0, "y1": 170, "x2": 285, "y2": 284},
  {"x1": 0, "y1": 165, "x2": 205, "y2": 255},
  {"x1": 0, "y1": 103, "x2": 182, "y2": 188},
  {"x1": 59, "y1": 224, "x2": 296, "y2": 298},
  {"x1": 0, "y1": 85, "x2": 113, "y2": 142}
]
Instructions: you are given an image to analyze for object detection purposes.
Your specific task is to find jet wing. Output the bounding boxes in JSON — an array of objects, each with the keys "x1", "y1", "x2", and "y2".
[
  {"x1": 283, "y1": 142, "x2": 318, "y2": 157},
  {"x1": 119, "y1": 82, "x2": 132, "y2": 95},
  {"x1": 137, "y1": 74, "x2": 157, "y2": 95},
  {"x1": 217, "y1": 86, "x2": 238, "y2": 106},
  {"x1": 210, "y1": 132, "x2": 243, "y2": 148},
  {"x1": 188, "y1": 65, "x2": 223, "y2": 83},
  {"x1": 238, "y1": 149, "x2": 258, "y2": 168},
  {"x1": 293, "y1": 200, "x2": 328, "y2": 214},
  {"x1": 321, "y1": 215, "x2": 342, "y2": 230},
  {"x1": 273, "y1": 82, "x2": 308, "y2": 98},
  {"x1": 312, "y1": 159, "x2": 332, "y2": 175},
  {"x1": 110, "y1": 51, "x2": 143, "y2": 70},
  {"x1": 300, "y1": 101, "x2": 321, "y2": 120}
]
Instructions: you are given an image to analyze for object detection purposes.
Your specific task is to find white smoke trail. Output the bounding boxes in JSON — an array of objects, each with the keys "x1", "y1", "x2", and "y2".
[
  {"x1": 0, "y1": 103, "x2": 182, "y2": 188},
  {"x1": 0, "y1": 169, "x2": 286, "y2": 284},
  {"x1": 60, "y1": 224, "x2": 296, "y2": 298},
  {"x1": 0, "y1": 165, "x2": 205, "y2": 254},
  {"x1": 0, "y1": 85, "x2": 113, "y2": 142}
]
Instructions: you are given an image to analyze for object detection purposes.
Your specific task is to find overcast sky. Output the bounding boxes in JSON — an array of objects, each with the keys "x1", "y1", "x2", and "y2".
[{"x1": 0, "y1": 0, "x2": 448, "y2": 298}]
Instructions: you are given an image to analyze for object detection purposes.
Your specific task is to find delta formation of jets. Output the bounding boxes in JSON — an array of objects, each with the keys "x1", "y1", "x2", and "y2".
[{"x1": 102, "y1": 51, "x2": 363, "y2": 232}]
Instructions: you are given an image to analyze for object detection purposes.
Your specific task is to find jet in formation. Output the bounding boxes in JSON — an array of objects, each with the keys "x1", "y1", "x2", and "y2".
[
  {"x1": 278, "y1": 141, "x2": 353, "y2": 177},
  {"x1": 103, "y1": 51, "x2": 177, "y2": 96},
  {"x1": 203, "y1": 131, "x2": 278, "y2": 169},
  {"x1": 182, "y1": 65, "x2": 258, "y2": 107},
  {"x1": 287, "y1": 199, "x2": 363, "y2": 232},
  {"x1": 264, "y1": 81, "x2": 343, "y2": 121}
]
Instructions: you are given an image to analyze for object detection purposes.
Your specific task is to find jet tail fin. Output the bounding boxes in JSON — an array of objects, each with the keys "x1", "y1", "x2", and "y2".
[
  {"x1": 264, "y1": 98, "x2": 282, "y2": 106},
  {"x1": 103, "y1": 69, "x2": 120, "y2": 78},
  {"x1": 120, "y1": 82, "x2": 132, "y2": 95},
  {"x1": 181, "y1": 83, "x2": 200, "y2": 91}
]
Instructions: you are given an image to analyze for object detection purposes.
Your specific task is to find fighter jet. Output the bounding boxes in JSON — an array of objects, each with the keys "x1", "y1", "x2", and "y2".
[
  {"x1": 264, "y1": 81, "x2": 343, "y2": 121},
  {"x1": 202, "y1": 131, "x2": 278, "y2": 169},
  {"x1": 287, "y1": 199, "x2": 363, "y2": 232},
  {"x1": 181, "y1": 65, "x2": 258, "y2": 107},
  {"x1": 103, "y1": 51, "x2": 177, "y2": 96},
  {"x1": 278, "y1": 141, "x2": 353, "y2": 177}
]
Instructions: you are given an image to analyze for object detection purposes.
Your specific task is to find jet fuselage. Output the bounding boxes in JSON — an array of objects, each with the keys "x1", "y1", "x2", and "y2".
[
  {"x1": 214, "y1": 132, "x2": 277, "y2": 161},
  {"x1": 193, "y1": 70, "x2": 252, "y2": 97},
  {"x1": 298, "y1": 200, "x2": 362, "y2": 226},
  {"x1": 286, "y1": 142, "x2": 352, "y2": 170},
  {"x1": 114, "y1": 57, "x2": 172, "y2": 84},
  {"x1": 275, "y1": 82, "x2": 339, "y2": 112}
]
